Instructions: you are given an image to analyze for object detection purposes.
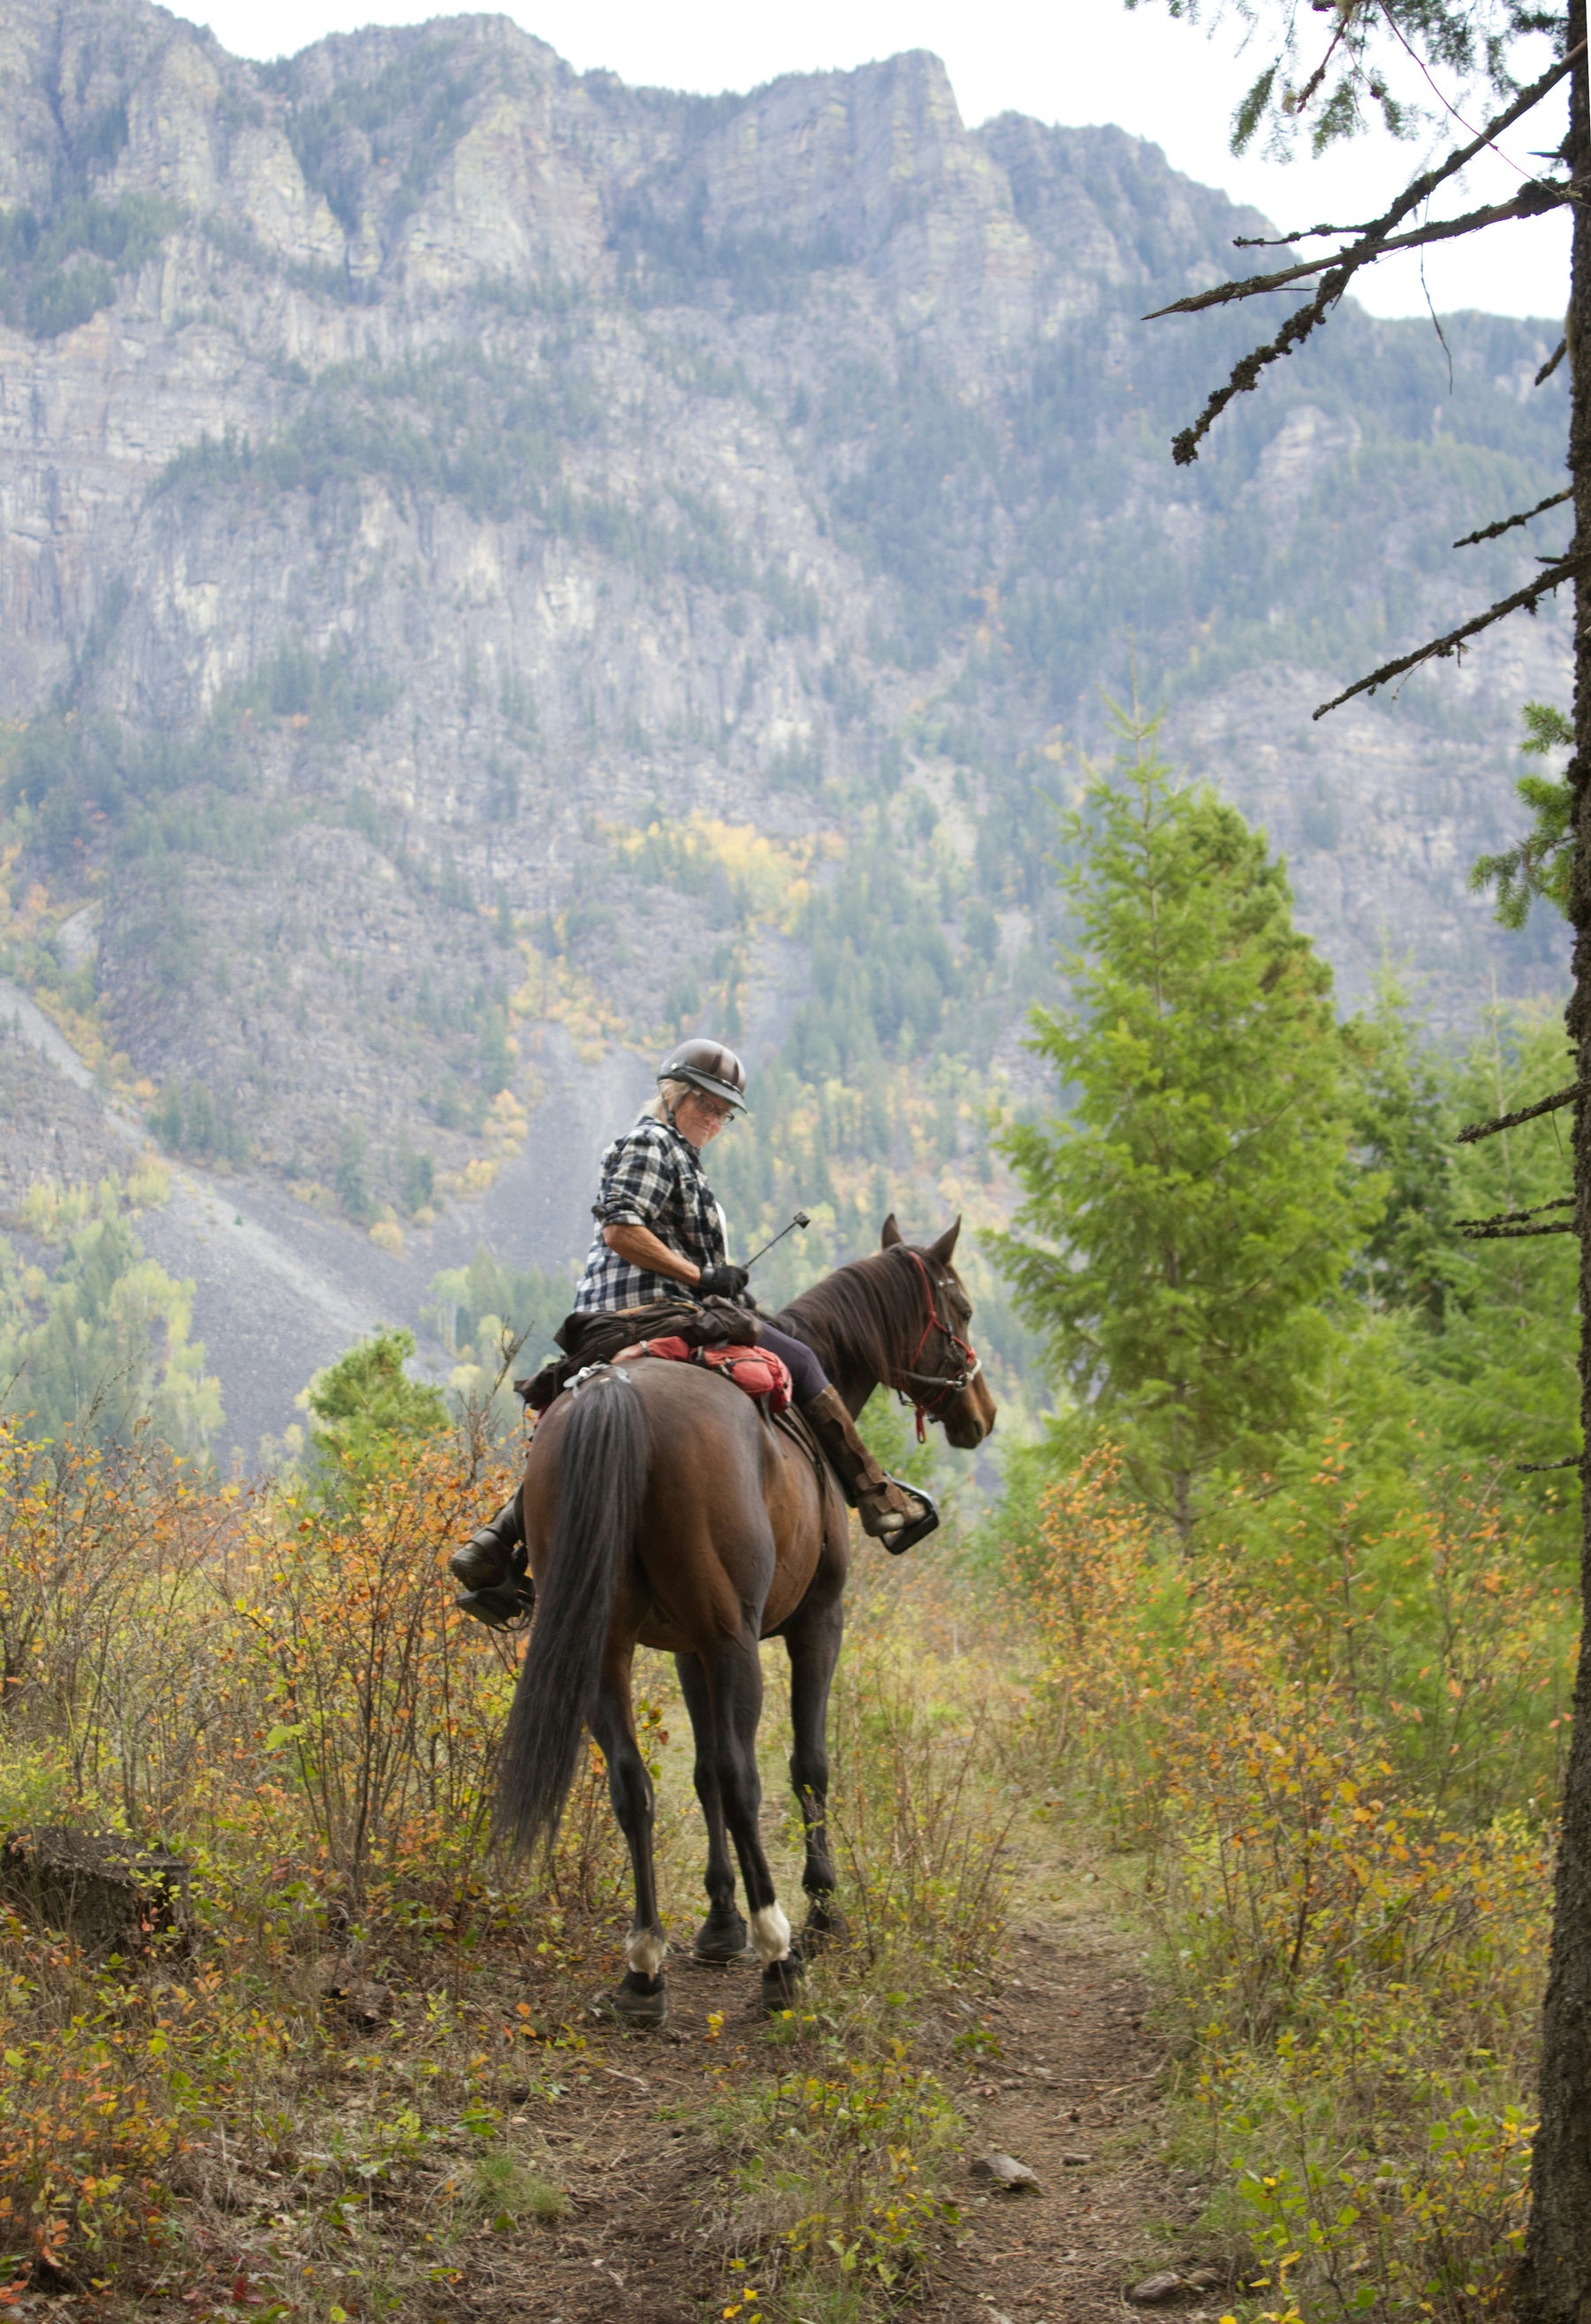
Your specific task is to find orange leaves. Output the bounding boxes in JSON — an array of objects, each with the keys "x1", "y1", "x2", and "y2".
[{"x1": 218, "y1": 1438, "x2": 522, "y2": 1900}]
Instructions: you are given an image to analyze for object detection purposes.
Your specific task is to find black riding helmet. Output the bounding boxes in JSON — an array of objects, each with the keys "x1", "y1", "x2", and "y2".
[{"x1": 658, "y1": 1037, "x2": 749, "y2": 1113}]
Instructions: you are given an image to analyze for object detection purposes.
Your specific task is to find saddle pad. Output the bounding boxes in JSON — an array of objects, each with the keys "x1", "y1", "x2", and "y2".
[{"x1": 639, "y1": 1336, "x2": 792, "y2": 1416}]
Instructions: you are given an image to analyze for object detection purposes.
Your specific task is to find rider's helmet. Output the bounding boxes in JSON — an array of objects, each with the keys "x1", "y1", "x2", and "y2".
[{"x1": 658, "y1": 1037, "x2": 749, "y2": 1113}]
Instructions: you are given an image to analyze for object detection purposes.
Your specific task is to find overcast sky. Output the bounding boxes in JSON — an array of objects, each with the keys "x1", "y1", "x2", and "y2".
[{"x1": 190, "y1": 0, "x2": 1570, "y2": 323}]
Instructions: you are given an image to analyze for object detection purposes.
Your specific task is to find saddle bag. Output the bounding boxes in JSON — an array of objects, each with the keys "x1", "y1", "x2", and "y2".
[{"x1": 638, "y1": 1337, "x2": 793, "y2": 1416}]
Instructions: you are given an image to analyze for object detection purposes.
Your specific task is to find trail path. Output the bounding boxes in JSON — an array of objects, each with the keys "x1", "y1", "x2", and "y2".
[
  {"x1": 924, "y1": 1882, "x2": 1208, "y2": 2324},
  {"x1": 464, "y1": 1868, "x2": 1204, "y2": 2324}
]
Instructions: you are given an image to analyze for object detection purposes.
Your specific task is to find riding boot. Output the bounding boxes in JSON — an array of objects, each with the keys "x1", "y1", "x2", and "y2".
[
  {"x1": 800, "y1": 1386, "x2": 940, "y2": 1553},
  {"x1": 449, "y1": 1493, "x2": 536, "y2": 1626}
]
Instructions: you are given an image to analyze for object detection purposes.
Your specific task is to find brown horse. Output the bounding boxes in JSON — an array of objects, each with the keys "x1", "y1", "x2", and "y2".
[{"x1": 495, "y1": 1214, "x2": 997, "y2": 2019}]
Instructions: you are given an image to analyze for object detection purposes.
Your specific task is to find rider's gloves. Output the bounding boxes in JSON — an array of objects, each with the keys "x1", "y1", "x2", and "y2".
[{"x1": 697, "y1": 1264, "x2": 750, "y2": 1301}]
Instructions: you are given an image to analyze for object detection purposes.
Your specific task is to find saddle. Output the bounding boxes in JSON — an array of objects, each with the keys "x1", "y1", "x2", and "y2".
[
  {"x1": 514, "y1": 1297, "x2": 752, "y2": 1412},
  {"x1": 516, "y1": 1300, "x2": 831, "y2": 1512}
]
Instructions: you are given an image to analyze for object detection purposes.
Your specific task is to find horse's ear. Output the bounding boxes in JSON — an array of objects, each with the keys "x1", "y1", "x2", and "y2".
[
  {"x1": 927, "y1": 1217, "x2": 962, "y2": 1265},
  {"x1": 880, "y1": 1213, "x2": 902, "y2": 1248}
]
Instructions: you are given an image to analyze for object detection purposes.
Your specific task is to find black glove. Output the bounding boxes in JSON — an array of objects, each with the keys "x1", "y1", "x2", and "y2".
[{"x1": 697, "y1": 1264, "x2": 750, "y2": 1301}]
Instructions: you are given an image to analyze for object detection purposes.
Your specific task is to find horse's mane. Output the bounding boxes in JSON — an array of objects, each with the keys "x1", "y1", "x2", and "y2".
[{"x1": 772, "y1": 1246, "x2": 923, "y2": 1376}]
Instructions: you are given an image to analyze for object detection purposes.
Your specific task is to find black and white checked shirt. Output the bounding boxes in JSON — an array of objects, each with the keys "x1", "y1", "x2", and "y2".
[{"x1": 571, "y1": 1112, "x2": 729, "y2": 1312}]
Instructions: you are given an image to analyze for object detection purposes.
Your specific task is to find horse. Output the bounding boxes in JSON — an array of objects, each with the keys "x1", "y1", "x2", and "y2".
[{"x1": 494, "y1": 1213, "x2": 998, "y2": 2021}]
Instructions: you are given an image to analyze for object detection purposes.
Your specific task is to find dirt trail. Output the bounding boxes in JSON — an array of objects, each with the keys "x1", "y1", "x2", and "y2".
[
  {"x1": 471, "y1": 1869, "x2": 1204, "y2": 2324},
  {"x1": 925, "y1": 1887, "x2": 1207, "y2": 2324}
]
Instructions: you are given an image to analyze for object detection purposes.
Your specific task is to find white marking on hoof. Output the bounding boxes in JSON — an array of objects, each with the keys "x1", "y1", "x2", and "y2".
[
  {"x1": 750, "y1": 1903, "x2": 792, "y2": 1966},
  {"x1": 626, "y1": 1925, "x2": 667, "y2": 1978}
]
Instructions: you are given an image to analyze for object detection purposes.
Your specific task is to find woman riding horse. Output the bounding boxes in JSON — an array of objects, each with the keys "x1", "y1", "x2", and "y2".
[
  {"x1": 488, "y1": 1184, "x2": 996, "y2": 2022},
  {"x1": 450, "y1": 1038, "x2": 934, "y2": 1606}
]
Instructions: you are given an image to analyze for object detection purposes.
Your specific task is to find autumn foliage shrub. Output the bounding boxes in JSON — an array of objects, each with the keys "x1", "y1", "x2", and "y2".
[
  {"x1": 1030, "y1": 1444, "x2": 1569, "y2": 2322},
  {"x1": 217, "y1": 1432, "x2": 520, "y2": 1902},
  {"x1": 0, "y1": 1410, "x2": 542, "y2": 2291},
  {"x1": 0, "y1": 1421, "x2": 234, "y2": 1826}
]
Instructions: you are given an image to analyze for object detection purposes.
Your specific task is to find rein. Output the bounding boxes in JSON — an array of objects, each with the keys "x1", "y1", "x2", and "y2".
[{"x1": 887, "y1": 1249, "x2": 982, "y2": 1442}]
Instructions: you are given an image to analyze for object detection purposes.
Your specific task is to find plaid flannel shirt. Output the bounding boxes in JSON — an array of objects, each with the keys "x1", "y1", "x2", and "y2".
[{"x1": 571, "y1": 1112, "x2": 729, "y2": 1312}]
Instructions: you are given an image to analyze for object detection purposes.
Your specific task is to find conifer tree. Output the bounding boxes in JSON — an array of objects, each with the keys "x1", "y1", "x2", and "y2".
[
  {"x1": 303, "y1": 1327, "x2": 448, "y2": 1483},
  {"x1": 995, "y1": 707, "x2": 1379, "y2": 1542},
  {"x1": 1129, "y1": 4, "x2": 1590, "y2": 2296}
]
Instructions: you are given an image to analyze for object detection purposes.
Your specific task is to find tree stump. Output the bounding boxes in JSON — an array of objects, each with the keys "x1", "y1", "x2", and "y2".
[{"x1": 0, "y1": 1826, "x2": 190, "y2": 1953}]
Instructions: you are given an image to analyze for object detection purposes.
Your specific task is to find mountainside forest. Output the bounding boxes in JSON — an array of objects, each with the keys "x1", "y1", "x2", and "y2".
[{"x1": 0, "y1": 0, "x2": 1574, "y2": 1454}]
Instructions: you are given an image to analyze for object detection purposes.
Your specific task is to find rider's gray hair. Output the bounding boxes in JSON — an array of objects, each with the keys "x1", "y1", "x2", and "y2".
[{"x1": 648, "y1": 1075, "x2": 695, "y2": 1123}]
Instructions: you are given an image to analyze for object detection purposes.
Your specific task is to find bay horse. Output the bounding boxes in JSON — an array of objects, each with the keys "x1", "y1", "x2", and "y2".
[{"x1": 495, "y1": 1214, "x2": 997, "y2": 2020}]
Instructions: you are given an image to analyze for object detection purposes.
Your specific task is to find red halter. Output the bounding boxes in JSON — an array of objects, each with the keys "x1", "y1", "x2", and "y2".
[{"x1": 888, "y1": 1248, "x2": 983, "y2": 1442}]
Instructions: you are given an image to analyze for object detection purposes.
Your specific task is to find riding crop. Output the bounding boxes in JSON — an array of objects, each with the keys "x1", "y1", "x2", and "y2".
[{"x1": 742, "y1": 1210, "x2": 811, "y2": 1272}]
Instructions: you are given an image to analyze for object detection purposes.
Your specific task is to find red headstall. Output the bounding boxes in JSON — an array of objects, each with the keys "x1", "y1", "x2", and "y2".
[{"x1": 888, "y1": 1247, "x2": 982, "y2": 1442}]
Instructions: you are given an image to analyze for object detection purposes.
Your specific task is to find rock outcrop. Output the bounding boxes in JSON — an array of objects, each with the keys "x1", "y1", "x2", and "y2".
[{"x1": 0, "y1": 0, "x2": 1572, "y2": 1452}]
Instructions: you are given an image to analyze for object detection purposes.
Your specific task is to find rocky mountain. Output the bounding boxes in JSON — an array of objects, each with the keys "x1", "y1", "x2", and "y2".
[{"x1": 0, "y1": 0, "x2": 1573, "y2": 1455}]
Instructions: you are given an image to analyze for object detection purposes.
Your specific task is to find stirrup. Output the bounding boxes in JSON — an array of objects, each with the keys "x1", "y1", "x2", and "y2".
[{"x1": 875, "y1": 1476, "x2": 940, "y2": 1555}]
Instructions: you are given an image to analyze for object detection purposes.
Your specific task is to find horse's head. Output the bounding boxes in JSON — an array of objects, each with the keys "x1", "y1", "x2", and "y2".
[{"x1": 879, "y1": 1213, "x2": 998, "y2": 1451}]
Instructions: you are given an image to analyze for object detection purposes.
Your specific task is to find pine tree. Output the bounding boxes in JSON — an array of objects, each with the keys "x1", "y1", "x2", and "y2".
[
  {"x1": 1127, "y1": 7, "x2": 1590, "y2": 2285},
  {"x1": 1344, "y1": 969, "x2": 1458, "y2": 1325},
  {"x1": 993, "y1": 707, "x2": 1380, "y2": 1542},
  {"x1": 303, "y1": 1327, "x2": 448, "y2": 1481}
]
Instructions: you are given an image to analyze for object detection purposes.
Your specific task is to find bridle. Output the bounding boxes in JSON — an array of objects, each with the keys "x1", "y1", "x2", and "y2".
[{"x1": 888, "y1": 1248, "x2": 983, "y2": 1442}]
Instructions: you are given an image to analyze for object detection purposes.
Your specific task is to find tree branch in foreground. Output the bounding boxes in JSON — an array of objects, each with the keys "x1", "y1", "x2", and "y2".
[
  {"x1": 1454, "y1": 485, "x2": 1573, "y2": 546},
  {"x1": 1538, "y1": 337, "x2": 1569, "y2": 385},
  {"x1": 1154, "y1": 45, "x2": 1580, "y2": 469},
  {"x1": 1519, "y1": 1454, "x2": 1583, "y2": 1472},
  {"x1": 1234, "y1": 219, "x2": 1382, "y2": 249},
  {"x1": 1456, "y1": 1082, "x2": 1583, "y2": 1143},
  {"x1": 1312, "y1": 557, "x2": 1587, "y2": 717},
  {"x1": 1458, "y1": 1219, "x2": 1578, "y2": 1238},
  {"x1": 1455, "y1": 1197, "x2": 1576, "y2": 1228},
  {"x1": 1149, "y1": 183, "x2": 1570, "y2": 323}
]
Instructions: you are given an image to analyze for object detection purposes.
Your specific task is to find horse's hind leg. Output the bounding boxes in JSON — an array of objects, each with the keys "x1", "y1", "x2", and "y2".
[
  {"x1": 588, "y1": 1652, "x2": 668, "y2": 2025},
  {"x1": 786, "y1": 1584, "x2": 846, "y2": 1949},
  {"x1": 676, "y1": 1651, "x2": 750, "y2": 1963},
  {"x1": 707, "y1": 1631, "x2": 800, "y2": 2008}
]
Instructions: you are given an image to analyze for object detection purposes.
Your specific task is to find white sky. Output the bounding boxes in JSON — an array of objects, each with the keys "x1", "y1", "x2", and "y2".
[{"x1": 192, "y1": 0, "x2": 1571, "y2": 323}]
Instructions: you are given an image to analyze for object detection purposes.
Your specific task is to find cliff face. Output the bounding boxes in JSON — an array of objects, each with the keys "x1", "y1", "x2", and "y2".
[{"x1": 0, "y1": 0, "x2": 1573, "y2": 1447}]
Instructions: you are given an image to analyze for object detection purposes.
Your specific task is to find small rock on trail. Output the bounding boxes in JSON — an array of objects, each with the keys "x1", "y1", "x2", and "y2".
[
  {"x1": 925, "y1": 1880, "x2": 1203, "y2": 2323},
  {"x1": 970, "y1": 2152, "x2": 1041, "y2": 2191}
]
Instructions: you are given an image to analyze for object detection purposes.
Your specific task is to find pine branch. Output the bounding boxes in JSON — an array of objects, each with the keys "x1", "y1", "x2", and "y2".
[
  {"x1": 1457, "y1": 1082, "x2": 1584, "y2": 1143},
  {"x1": 1537, "y1": 337, "x2": 1568, "y2": 385},
  {"x1": 1233, "y1": 220, "x2": 1380, "y2": 248},
  {"x1": 1519, "y1": 1454, "x2": 1582, "y2": 1472},
  {"x1": 1312, "y1": 556, "x2": 1587, "y2": 717},
  {"x1": 1459, "y1": 1219, "x2": 1578, "y2": 1238},
  {"x1": 1454, "y1": 1196, "x2": 1575, "y2": 1228},
  {"x1": 1148, "y1": 183, "x2": 1570, "y2": 323},
  {"x1": 1453, "y1": 485, "x2": 1573, "y2": 546},
  {"x1": 1154, "y1": 44, "x2": 1580, "y2": 469},
  {"x1": 1169, "y1": 293, "x2": 1339, "y2": 467}
]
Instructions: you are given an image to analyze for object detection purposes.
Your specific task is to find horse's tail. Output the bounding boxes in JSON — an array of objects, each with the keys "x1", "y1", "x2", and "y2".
[{"x1": 495, "y1": 1367, "x2": 648, "y2": 1857}]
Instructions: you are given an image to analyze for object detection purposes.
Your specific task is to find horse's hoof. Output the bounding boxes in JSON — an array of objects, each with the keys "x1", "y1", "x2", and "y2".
[
  {"x1": 801, "y1": 1902, "x2": 848, "y2": 1953},
  {"x1": 693, "y1": 1910, "x2": 752, "y2": 1964},
  {"x1": 759, "y1": 1951, "x2": 805, "y2": 2013},
  {"x1": 590, "y1": 1971, "x2": 667, "y2": 2027}
]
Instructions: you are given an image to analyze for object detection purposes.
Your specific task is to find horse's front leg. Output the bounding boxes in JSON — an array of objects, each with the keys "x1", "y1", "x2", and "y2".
[
  {"x1": 785, "y1": 1578, "x2": 847, "y2": 1950},
  {"x1": 676, "y1": 1651, "x2": 750, "y2": 1963},
  {"x1": 588, "y1": 1647, "x2": 668, "y2": 2024}
]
